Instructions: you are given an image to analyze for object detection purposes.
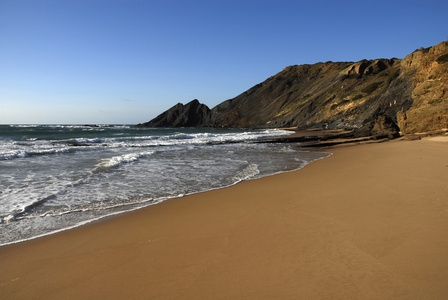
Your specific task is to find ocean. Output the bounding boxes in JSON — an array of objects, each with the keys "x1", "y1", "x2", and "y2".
[{"x1": 0, "y1": 125, "x2": 330, "y2": 246}]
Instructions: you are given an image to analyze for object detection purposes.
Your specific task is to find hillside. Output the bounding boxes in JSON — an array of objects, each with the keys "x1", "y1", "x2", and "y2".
[{"x1": 137, "y1": 41, "x2": 448, "y2": 137}]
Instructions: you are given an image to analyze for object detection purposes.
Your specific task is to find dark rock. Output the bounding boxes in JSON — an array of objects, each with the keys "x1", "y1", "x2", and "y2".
[
  {"x1": 136, "y1": 99, "x2": 211, "y2": 128},
  {"x1": 371, "y1": 115, "x2": 400, "y2": 138},
  {"x1": 355, "y1": 115, "x2": 400, "y2": 139}
]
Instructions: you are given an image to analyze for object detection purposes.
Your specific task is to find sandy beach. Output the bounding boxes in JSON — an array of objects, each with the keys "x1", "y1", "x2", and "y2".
[{"x1": 1, "y1": 137, "x2": 447, "y2": 299}]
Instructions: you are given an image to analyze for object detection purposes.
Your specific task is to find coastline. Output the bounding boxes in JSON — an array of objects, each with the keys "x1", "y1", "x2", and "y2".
[
  {"x1": 1, "y1": 137, "x2": 447, "y2": 299},
  {"x1": 0, "y1": 127, "x2": 303, "y2": 246}
]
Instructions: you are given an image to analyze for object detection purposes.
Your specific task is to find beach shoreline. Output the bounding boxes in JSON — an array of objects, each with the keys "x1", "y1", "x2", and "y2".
[
  {"x1": 1, "y1": 136, "x2": 447, "y2": 299},
  {"x1": 0, "y1": 126, "x2": 309, "y2": 246}
]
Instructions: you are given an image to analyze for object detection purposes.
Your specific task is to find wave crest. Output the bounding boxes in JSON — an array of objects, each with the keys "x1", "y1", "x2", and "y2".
[
  {"x1": 96, "y1": 151, "x2": 155, "y2": 169},
  {"x1": 232, "y1": 163, "x2": 260, "y2": 183},
  {"x1": 0, "y1": 148, "x2": 70, "y2": 161}
]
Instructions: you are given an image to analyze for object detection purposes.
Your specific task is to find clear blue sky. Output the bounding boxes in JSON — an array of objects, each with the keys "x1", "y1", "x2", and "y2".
[{"x1": 1, "y1": 0, "x2": 447, "y2": 124}]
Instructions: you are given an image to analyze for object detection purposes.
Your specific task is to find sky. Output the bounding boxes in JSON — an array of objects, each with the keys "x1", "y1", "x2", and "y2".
[{"x1": 1, "y1": 0, "x2": 447, "y2": 124}]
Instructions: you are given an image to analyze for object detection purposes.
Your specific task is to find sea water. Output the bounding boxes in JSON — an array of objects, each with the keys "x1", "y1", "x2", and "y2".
[{"x1": 0, "y1": 125, "x2": 330, "y2": 246}]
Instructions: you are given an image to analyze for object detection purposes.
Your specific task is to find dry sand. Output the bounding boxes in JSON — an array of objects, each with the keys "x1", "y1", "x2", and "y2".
[{"x1": 1, "y1": 138, "x2": 447, "y2": 299}]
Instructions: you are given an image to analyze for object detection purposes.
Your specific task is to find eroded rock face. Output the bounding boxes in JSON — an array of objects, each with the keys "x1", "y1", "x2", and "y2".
[
  {"x1": 207, "y1": 58, "x2": 411, "y2": 131},
  {"x1": 400, "y1": 41, "x2": 448, "y2": 133},
  {"x1": 353, "y1": 115, "x2": 400, "y2": 138},
  {"x1": 371, "y1": 115, "x2": 401, "y2": 138},
  {"x1": 347, "y1": 59, "x2": 395, "y2": 77},
  {"x1": 138, "y1": 41, "x2": 448, "y2": 137}
]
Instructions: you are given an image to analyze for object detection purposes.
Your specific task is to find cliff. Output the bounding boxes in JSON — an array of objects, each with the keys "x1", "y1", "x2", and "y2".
[
  {"x1": 138, "y1": 41, "x2": 448, "y2": 137},
  {"x1": 399, "y1": 42, "x2": 448, "y2": 134}
]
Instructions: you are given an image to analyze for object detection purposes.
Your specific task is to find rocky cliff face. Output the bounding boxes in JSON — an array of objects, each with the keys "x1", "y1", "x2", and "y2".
[
  {"x1": 138, "y1": 41, "x2": 448, "y2": 136},
  {"x1": 399, "y1": 41, "x2": 448, "y2": 134},
  {"x1": 210, "y1": 58, "x2": 412, "y2": 133}
]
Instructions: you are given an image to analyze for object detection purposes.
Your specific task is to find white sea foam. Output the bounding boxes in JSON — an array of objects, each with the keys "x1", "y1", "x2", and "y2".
[
  {"x1": 67, "y1": 128, "x2": 292, "y2": 148},
  {"x1": 232, "y1": 163, "x2": 260, "y2": 183},
  {"x1": 9, "y1": 124, "x2": 39, "y2": 128},
  {"x1": 96, "y1": 151, "x2": 155, "y2": 169},
  {"x1": 70, "y1": 137, "x2": 106, "y2": 144},
  {"x1": 0, "y1": 147, "x2": 70, "y2": 161}
]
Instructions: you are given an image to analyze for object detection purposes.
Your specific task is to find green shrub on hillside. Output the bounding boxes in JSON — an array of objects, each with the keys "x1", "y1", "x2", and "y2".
[
  {"x1": 352, "y1": 94, "x2": 363, "y2": 101},
  {"x1": 428, "y1": 99, "x2": 442, "y2": 105},
  {"x1": 387, "y1": 70, "x2": 400, "y2": 84},
  {"x1": 342, "y1": 74, "x2": 362, "y2": 80},
  {"x1": 361, "y1": 82, "x2": 383, "y2": 95}
]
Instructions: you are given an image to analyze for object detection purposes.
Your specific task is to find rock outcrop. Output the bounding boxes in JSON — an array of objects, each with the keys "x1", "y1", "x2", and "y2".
[
  {"x1": 137, "y1": 41, "x2": 448, "y2": 137},
  {"x1": 136, "y1": 99, "x2": 211, "y2": 127}
]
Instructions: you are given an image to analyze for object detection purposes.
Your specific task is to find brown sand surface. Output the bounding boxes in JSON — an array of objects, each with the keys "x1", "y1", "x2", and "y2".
[{"x1": 1, "y1": 139, "x2": 447, "y2": 299}]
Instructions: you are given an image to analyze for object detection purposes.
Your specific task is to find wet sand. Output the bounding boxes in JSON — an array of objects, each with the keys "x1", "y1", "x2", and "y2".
[{"x1": 1, "y1": 138, "x2": 447, "y2": 299}]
